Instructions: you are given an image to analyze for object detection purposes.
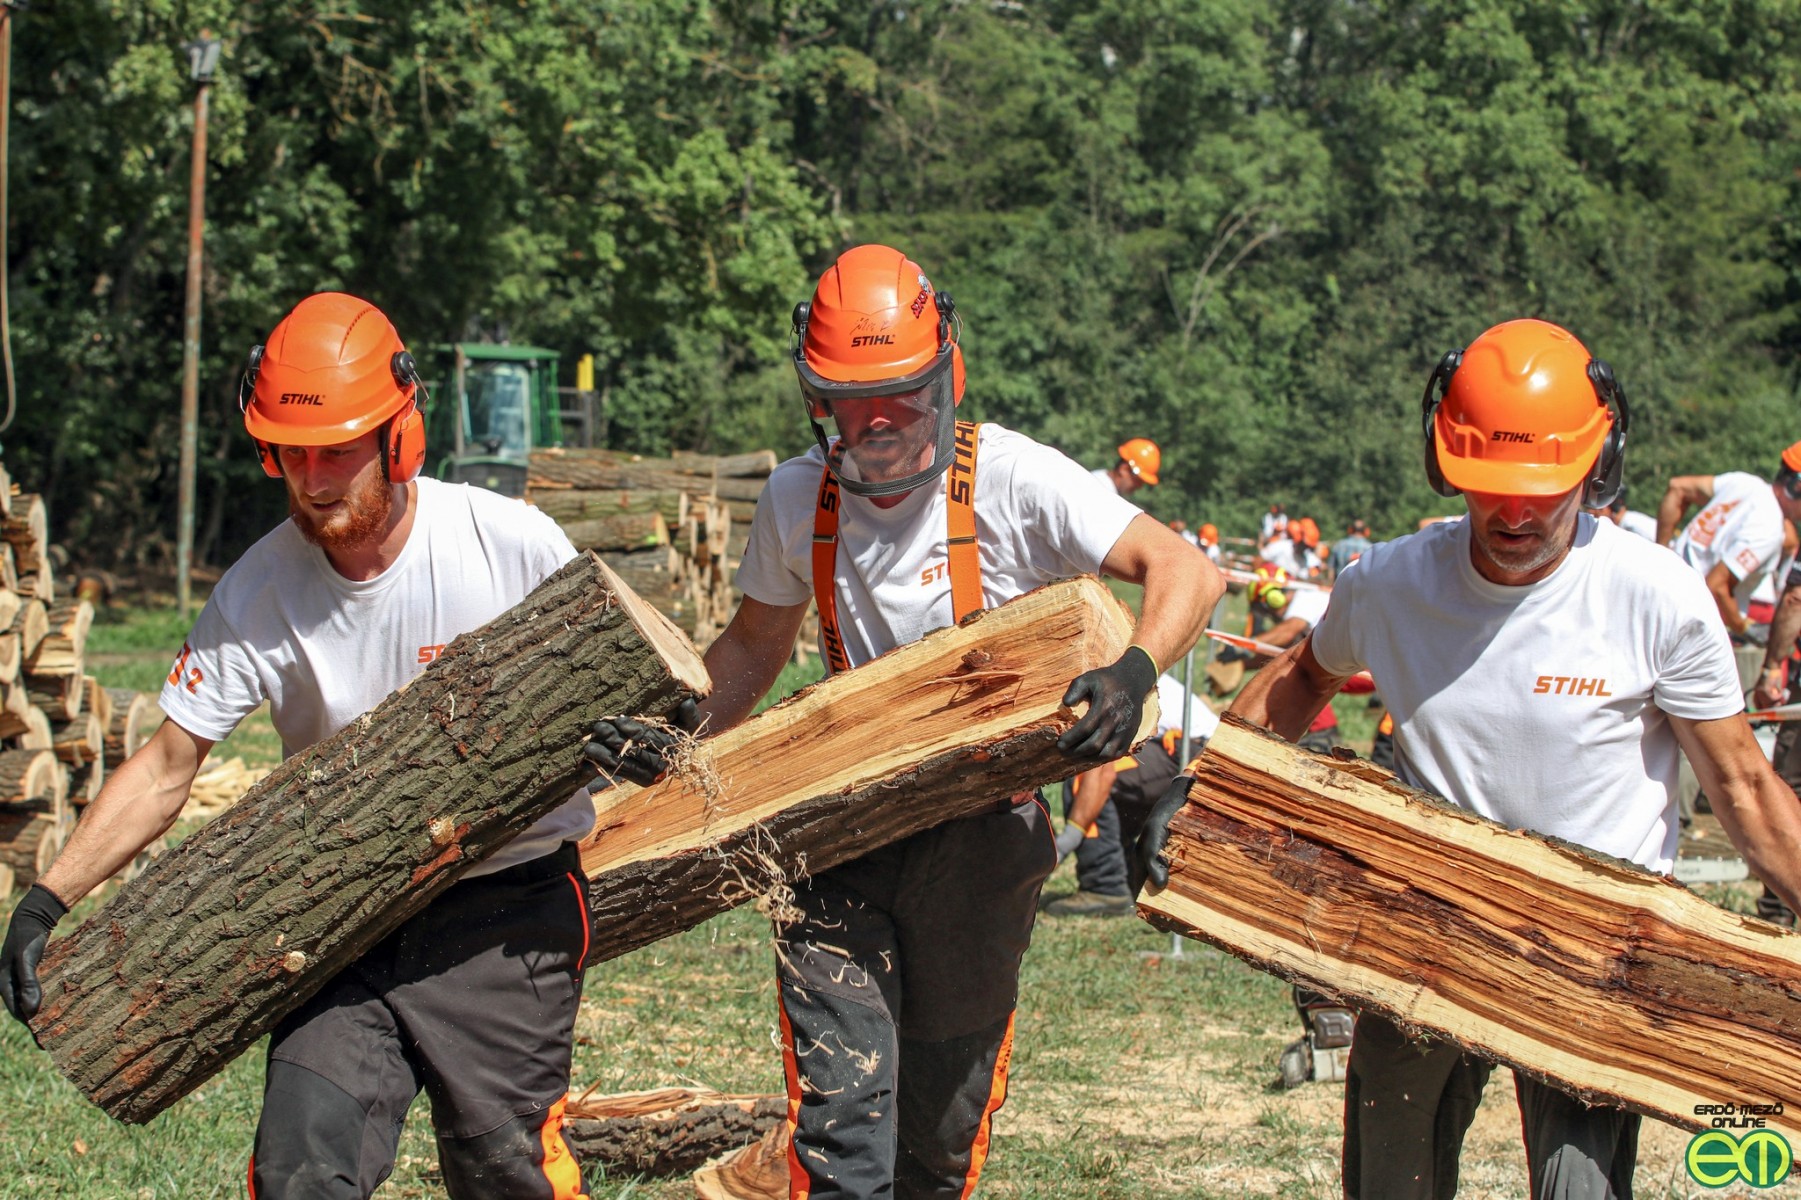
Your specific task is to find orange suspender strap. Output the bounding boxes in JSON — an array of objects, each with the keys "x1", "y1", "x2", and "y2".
[
  {"x1": 813, "y1": 422, "x2": 985, "y2": 676},
  {"x1": 946, "y1": 421, "x2": 983, "y2": 623},
  {"x1": 812, "y1": 453, "x2": 852, "y2": 676}
]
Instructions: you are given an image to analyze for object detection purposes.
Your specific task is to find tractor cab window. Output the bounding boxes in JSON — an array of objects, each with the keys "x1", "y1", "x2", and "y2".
[{"x1": 461, "y1": 363, "x2": 532, "y2": 457}]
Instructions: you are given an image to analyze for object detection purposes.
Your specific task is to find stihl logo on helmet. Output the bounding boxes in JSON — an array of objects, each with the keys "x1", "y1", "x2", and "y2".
[
  {"x1": 279, "y1": 393, "x2": 325, "y2": 406},
  {"x1": 850, "y1": 334, "x2": 896, "y2": 347},
  {"x1": 1490, "y1": 430, "x2": 1534, "y2": 443}
]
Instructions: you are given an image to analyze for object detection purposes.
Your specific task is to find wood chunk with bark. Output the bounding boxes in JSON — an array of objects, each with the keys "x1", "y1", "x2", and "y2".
[
  {"x1": 28, "y1": 600, "x2": 90, "y2": 678},
  {"x1": 7, "y1": 596, "x2": 45, "y2": 662},
  {"x1": 579, "y1": 575, "x2": 1150, "y2": 966},
  {"x1": 562, "y1": 511, "x2": 671, "y2": 553},
  {"x1": 1138, "y1": 715, "x2": 1801, "y2": 1141},
  {"x1": 527, "y1": 487, "x2": 690, "y2": 529},
  {"x1": 692, "y1": 1124, "x2": 788, "y2": 1200},
  {"x1": 33, "y1": 552, "x2": 710, "y2": 1124},
  {"x1": 1, "y1": 493, "x2": 45, "y2": 576},
  {"x1": 561, "y1": 1087, "x2": 782, "y2": 1176},
  {"x1": 104, "y1": 689, "x2": 155, "y2": 762}
]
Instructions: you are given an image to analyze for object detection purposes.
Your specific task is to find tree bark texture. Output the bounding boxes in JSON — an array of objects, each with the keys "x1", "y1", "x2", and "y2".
[
  {"x1": 562, "y1": 511, "x2": 671, "y2": 554},
  {"x1": 527, "y1": 487, "x2": 690, "y2": 529},
  {"x1": 527, "y1": 451, "x2": 766, "y2": 503},
  {"x1": 578, "y1": 576, "x2": 1148, "y2": 964},
  {"x1": 7, "y1": 596, "x2": 45, "y2": 662},
  {"x1": 1, "y1": 493, "x2": 45, "y2": 576},
  {"x1": 29, "y1": 599, "x2": 91, "y2": 678},
  {"x1": 1138, "y1": 716, "x2": 1801, "y2": 1140},
  {"x1": 33, "y1": 552, "x2": 711, "y2": 1124},
  {"x1": 104, "y1": 689, "x2": 154, "y2": 762},
  {"x1": 561, "y1": 1088, "x2": 782, "y2": 1176},
  {"x1": 670, "y1": 449, "x2": 779, "y2": 477}
]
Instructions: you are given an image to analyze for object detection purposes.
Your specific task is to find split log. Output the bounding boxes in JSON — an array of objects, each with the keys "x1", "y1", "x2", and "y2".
[
  {"x1": 8, "y1": 596, "x2": 46, "y2": 662},
  {"x1": 0, "y1": 633, "x2": 20, "y2": 687},
  {"x1": 182, "y1": 756, "x2": 270, "y2": 820},
  {"x1": 34, "y1": 551, "x2": 710, "y2": 1124},
  {"x1": 693, "y1": 1125, "x2": 789, "y2": 1200},
  {"x1": 0, "y1": 799, "x2": 62, "y2": 889},
  {"x1": 82, "y1": 677, "x2": 111, "y2": 735},
  {"x1": 578, "y1": 575, "x2": 1149, "y2": 965},
  {"x1": 562, "y1": 511, "x2": 671, "y2": 554},
  {"x1": 19, "y1": 561, "x2": 54, "y2": 604},
  {"x1": 105, "y1": 689, "x2": 155, "y2": 762},
  {"x1": 527, "y1": 487, "x2": 689, "y2": 529},
  {"x1": 0, "y1": 862, "x2": 15, "y2": 898},
  {"x1": 2, "y1": 493, "x2": 45, "y2": 576},
  {"x1": 0, "y1": 544, "x2": 16, "y2": 594},
  {"x1": 0, "y1": 749, "x2": 61, "y2": 804},
  {"x1": 0, "y1": 702, "x2": 52, "y2": 749},
  {"x1": 28, "y1": 599, "x2": 90, "y2": 678},
  {"x1": 29, "y1": 673, "x2": 84, "y2": 723},
  {"x1": 1138, "y1": 715, "x2": 1801, "y2": 1141},
  {"x1": 0, "y1": 589, "x2": 22, "y2": 642},
  {"x1": 48, "y1": 712, "x2": 102, "y2": 766},
  {"x1": 562, "y1": 1088, "x2": 783, "y2": 1176},
  {"x1": 598, "y1": 547, "x2": 683, "y2": 603},
  {"x1": 68, "y1": 752, "x2": 103, "y2": 806}
]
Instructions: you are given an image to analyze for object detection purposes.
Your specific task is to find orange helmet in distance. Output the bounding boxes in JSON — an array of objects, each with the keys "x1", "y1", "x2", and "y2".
[
  {"x1": 792, "y1": 244, "x2": 964, "y2": 499},
  {"x1": 1117, "y1": 438, "x2": 1160, "y2": 485},
  {"x1": 1298, "y1": 517, "x2": 1320, "y2": 549},
  {"x1": 240, "y1": 292, "x2": 426, "y2": 482},
  {"x1": 1777, "y1": 441, "x2": 1801, "y2": 500},
  {"x1": 1198, "y1": 522, "x2": 1219, "y2": 546},
  {"x1": 1422, "y1": 318, "x2": 1628, "y2": 504},
  {"x1": 1250, "y1": 564, "x2": 1290, "y2": 611}
]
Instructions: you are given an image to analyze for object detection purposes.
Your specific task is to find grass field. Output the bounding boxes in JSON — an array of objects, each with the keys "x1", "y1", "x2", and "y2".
[{"x1": 2, "y1": 600, "x2": 1790, "y2": 1197}]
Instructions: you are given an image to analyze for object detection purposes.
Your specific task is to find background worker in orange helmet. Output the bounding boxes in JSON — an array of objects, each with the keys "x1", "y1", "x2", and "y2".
[
  {"x1": 1142, "y1": 317, "x2": 1801, "y2": 1200},
  {"x1": 1093, "y1": 436, "x2": 1161, "y2": 498},
  {"x1": 0, "y1": 293, "x2": 597, "y2": 1199},
  {"x1": 1658, "y1": 443, "x2": 1801, "y2": 640},
  {"x1": 588, "y1": 244, "x2": 1219, "y2": 1198},
  {"x1": 1197, "y1": 521, "x2": 1221, "y2": 565}
]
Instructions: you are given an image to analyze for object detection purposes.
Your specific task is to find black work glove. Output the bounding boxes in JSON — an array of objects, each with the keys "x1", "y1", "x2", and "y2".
[
  {"x1": 1137, "y1": 774, "x2": 1196, "y2": 889},
  {"x1": 1057, "y1": 645, "x2": 1158, "y2": 760},
  {"x1": 584, "y1": 697, "x2": 701, "y2": 786},
  {"x1": 1, "y1": 884, "x2": 67, "y2": 1025},
  {"x1": 1216, "y1": 643, "x2": 1253, "y2": 666}
]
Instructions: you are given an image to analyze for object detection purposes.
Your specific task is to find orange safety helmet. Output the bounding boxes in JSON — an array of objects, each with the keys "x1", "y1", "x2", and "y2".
[
  {"x1": 1198, "y1": 522, "x2": 1218, "y2": 546},
  {"x1": 1284, "y1": 518, "x2": 1303, "y2": 541},
  {"x1": 240, "y1": 292, "x2": 426, "y2": 482},
  {"x1": 1777, "y1": 441, "x2": 1801, "y2": 500},
  {"x1": 1117, "y1": 438, "x2": 1160, "y2": 486},
  {"x1": 1421, "y1": 318, "x2": 1628, "y2": 504},
  {"x1": 1250, "y1": 564, "x2": 1290, "y2": 611},
  {"x1": 1298, "y1": 517, "x2": 1320, "y2": 548},
  {"x1": 792, "y1": 244, "x2": 964, "y2": 498}
]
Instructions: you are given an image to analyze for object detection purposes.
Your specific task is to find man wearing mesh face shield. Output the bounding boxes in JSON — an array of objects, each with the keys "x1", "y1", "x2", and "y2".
[{"x1": 589, "y1": 244, "x2": 1219, "y2": 1197}]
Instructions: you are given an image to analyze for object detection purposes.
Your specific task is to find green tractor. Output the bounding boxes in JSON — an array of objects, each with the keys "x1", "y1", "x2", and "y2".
[{"x1": 425, "y1": 344, "x2": 601, "y2": 496}]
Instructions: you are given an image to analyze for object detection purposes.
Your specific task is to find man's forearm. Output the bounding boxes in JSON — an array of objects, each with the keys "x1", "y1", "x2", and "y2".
[
  {"x1": 1067, "y1": 764, "x2": 1118, "y2": 832},
  {"x1": 1762, "y1": 590, "x2": 1801, "y2": 678},
  {"x1": 39, "y1": 747, "x2": 193, "y2": 905},
  {"x1": 1656, "y1": 488, "x2": 1685, "y2": 546},
  {"x1": 1228, "y1": 640, "x2": 1342, "y2": 742},
  {"x1": 1712, "y1": 776, "x2": 1801, "y2": 915},
  {"x1": 1134, "y1": 556, "x2": 1222, "y2": 673}
]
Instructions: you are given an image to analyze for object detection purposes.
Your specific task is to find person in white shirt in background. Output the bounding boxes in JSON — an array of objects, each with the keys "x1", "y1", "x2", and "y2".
[
  {"x1": 1090, "y1": 437, "x2": 1161, "y2": 499},
  {"x1": 1143, "y1": 317, "x2": 1801, "y2": 1200},
  {"x1": 1658, "y1": 447, "x2": 1801, "y2": 640}
]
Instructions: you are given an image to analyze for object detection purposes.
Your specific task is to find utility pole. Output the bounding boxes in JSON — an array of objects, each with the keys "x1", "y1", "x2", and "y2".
[
  {"x1": 0, "y1": 3, "x2": 22, "y2": 443},
  {"x1": 176, "y1": 32, "x2": 220, "y2": 619}
]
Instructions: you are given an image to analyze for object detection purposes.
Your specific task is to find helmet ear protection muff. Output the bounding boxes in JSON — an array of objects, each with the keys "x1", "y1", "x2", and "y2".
[
  {"x1": 1420, "y1": 345, "x2": 1630, "y2": 507},
  {"x1": 240, "y1": 344, "x2": 427, "y2": 483},
  {"x1": 791, "y1": 302, "x2": 828, "y2": 419}
]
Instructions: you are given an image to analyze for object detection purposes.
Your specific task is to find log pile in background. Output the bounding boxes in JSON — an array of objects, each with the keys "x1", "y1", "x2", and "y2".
[
  {"x1": 1140, "y1": 715, "x2": 1801, "y2": 1140},
  {"x1": 527, "y1": 447, "x2": 815, "y2": 653}
]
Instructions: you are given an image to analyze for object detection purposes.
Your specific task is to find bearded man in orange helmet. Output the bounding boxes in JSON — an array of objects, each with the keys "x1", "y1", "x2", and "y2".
[
  {"x1": 0, "y1": 294, "x2": 595, "y2": 1199},
  {"x1": 588, "y1": 245, "x2": 1218, "y2": 1198},
  {"x1": 1143, "y1": 318, "x2": 1801, "y2": 1199}
]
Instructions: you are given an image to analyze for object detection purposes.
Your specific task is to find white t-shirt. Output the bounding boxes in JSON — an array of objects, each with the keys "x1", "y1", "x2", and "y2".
[
  {"x1": 1283, "y1": 585, "x2": 1330, "y2": 629},
  {"x1": 1262, "y1": 536, "x2": 1300, "y2": 576},
  {"x1": 1156, "y1": 673, "x2": 1219, "y2": 741},
  {"x1": 1309, "y1": 515, "x2": 1741, "y2": 872},
  {"x1": 160, "y1": 477, "x2": 595, "y2": 875},
  {"x1": 738, "y1": 425, "x2": 1142, "y2": 667},
  {"x1": 1261, "y1": 511, "x2": 1285, "y2": 542},
  {"x1": 1620, "y1": 510, "x2": 1659, "y2": 541},
  {"x1": 1089, "y1": 467, "x2": 1119, "y2": 497},
  {"x1": 1671, "y1": 472, "x2": 1784, "y2": 610}
]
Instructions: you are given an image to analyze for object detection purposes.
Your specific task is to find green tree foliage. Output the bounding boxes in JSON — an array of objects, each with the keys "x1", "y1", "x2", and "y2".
[{"x1": 3, "y1": 0, "x2": 1797, "y2": 564}]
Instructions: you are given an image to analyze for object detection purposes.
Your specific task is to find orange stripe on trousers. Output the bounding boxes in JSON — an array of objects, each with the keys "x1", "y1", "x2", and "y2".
[
  {"x1": 777, "y1": 994, "x2": 812, "y2": 1200},
  {"x1": 958, "y1": 1013, "x2": 1017, "y2": 1200},
  {"x1": 537, "y1": 1096, "x2": 590, "y2": 1199}
]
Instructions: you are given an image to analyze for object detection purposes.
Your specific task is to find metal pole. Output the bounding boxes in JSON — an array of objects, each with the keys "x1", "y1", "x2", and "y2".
[
  {"x1": 176, "y1": 36, "x2": 217, "y2": 619},
  {"x1": 0, "y1": 5, "x2": 18, "y2": 439}
]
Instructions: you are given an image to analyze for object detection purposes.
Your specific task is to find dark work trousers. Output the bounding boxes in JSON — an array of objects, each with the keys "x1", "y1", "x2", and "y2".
[
  {"x1": 776, "y1": 793, "x2": 1058, "y2": 1199},
  {"x1": 1760, "y1": 714, "x2": 1801, "y2": 925},
  {"x1": 1065, "y1": 740, "x2": 1185, "y2": 898},
  {"x1": 250, "y1": 843, "x2": 592, "y2": 1200},
  {"x1": 1345, "y1": 1013, "x2": 1639, "y2": 1200}
]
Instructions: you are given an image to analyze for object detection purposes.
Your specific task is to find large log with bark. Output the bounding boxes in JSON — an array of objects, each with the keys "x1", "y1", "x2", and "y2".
[
  {"x1": 527, "y1": 450, "x2": 766, "y2": 503},
  {"x1": 561, "y1": 1087, "x2": 783, "y2": 1176},
  {"x1": 578, "y1": 575, "x2": 1150, "y2": 964},
  {"x1": 562, "y1": 511, "x2": 671, "y2": 553},
  {"x1": 33, "y1": 552, "x2": 711, "y2": 1124},
  {"x1": 1138, "y1": 715, "x2": 1801, "y2": 1141}
]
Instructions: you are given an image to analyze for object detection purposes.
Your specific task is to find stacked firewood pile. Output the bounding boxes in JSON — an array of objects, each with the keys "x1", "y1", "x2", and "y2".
[
  {"x1": 0, "y1": 475, "x2": 159, "y2": 894},
  {"x1": 526, "y1": 448, "x2": 792, "y2": 649}
]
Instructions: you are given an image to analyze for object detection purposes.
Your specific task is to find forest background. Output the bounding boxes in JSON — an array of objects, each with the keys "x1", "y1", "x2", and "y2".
[{"x1": 3, "y1": 0, "x2": 1799, "y2": 569}]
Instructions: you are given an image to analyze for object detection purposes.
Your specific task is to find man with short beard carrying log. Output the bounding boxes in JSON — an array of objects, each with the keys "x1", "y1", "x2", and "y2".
[
  {"x1": 0, "y1": 293, "x2": 594, "y2": 1199},
  {"x1": 1142, "y1": 317, "x2": 1801, "y2": 1200}
]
